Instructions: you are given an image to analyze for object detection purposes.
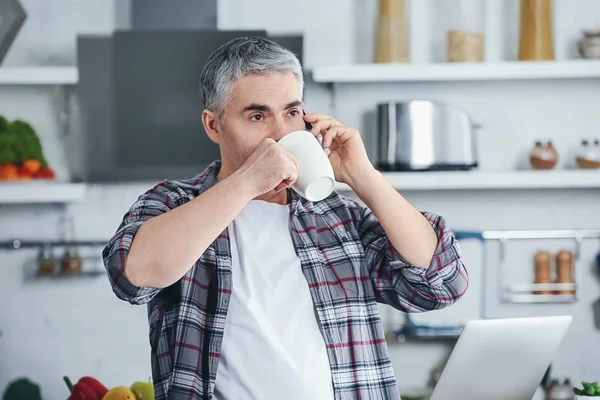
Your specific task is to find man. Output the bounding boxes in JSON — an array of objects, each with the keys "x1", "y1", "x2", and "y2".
[{"x1": 103, "y1": 36, "x2": 468, "y2": 400}]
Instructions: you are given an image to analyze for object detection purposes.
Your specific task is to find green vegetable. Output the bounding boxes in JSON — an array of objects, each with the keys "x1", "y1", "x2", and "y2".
[
  {"x1": 10, "y1": 119, "x2": 48, "y2": 167},
  {"x1": 0, "y1": 117, "x2": 48, "y2": 167},
  {"x1": 0, "y1": 116, "x2": 19, "y2": 165},
  {"x1": 573, "y1": 381, "x2": 600, "y2": 396},
  {"x1": 2, "y1": 377, "x2": 43, "y2": 400}
]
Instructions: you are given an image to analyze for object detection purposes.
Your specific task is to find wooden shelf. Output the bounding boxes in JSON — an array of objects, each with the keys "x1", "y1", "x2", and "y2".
[
  {"x1": 0, "y1": 67, "x2": 78, "y2": 85},
  {"x1": 0, "y1": 181, "x2": 86, "y2": 204},
  {"x1": 335, "y1": 170, "x2": 600, "y2": 191},
  {"x1": 312, "y1": 60, "x2": 600, "y2": 83}
]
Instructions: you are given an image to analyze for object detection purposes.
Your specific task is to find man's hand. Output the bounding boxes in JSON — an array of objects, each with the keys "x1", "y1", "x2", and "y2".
[
  {"x1": 236, "y1": 138, "x2": 300, "y2": 198},
  {"x1": 303, "y1": 113, "x2": 375, "y2": 189}
]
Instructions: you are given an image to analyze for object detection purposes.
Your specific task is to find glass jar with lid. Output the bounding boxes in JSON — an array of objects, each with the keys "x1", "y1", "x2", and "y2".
[
  {"x1": 374, "y1": 0, "x2": 409, "y2": 63},
  {"x1": 576, "y1": 139, "x2": 600, "y2": 169},
  {"x1": 445, "y1": 0, "x2": 485, "y2": 62}
]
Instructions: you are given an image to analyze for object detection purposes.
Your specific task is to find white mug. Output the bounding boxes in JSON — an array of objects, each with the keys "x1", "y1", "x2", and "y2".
[{"x1": 277, "y1": 130, "x2": 336, "y2": 202}]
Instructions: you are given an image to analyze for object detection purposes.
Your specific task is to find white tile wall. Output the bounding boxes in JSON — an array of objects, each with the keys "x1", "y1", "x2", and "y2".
[{"x1": 1, "y1": 0, "x2": 599, "y2": 398}]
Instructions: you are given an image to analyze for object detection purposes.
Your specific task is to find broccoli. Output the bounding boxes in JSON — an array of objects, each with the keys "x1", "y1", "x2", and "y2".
[{"x1": 0, "y1": 117, "x2": 48, "y2": 167}]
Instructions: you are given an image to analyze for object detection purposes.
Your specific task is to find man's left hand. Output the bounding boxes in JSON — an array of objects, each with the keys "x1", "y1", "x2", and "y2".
[{"x1": 303, "y1": 113, "x2": 375, "y2": 188}]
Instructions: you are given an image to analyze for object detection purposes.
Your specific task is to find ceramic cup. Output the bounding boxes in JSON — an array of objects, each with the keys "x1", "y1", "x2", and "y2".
[{"x1": 277, "y1": 130, "x2": 336, "y2": 202}]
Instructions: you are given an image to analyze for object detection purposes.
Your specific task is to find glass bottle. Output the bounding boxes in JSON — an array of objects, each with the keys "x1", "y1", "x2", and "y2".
[
  {"x1": 446, "y1": 0, "x2": 485, "y2": 62},
  {"x1": 518, "y1": 0, "x2": 555, "y2": 61},
  {"x1": 374, "y1": 0, "x2": 409, "y2": 63}
]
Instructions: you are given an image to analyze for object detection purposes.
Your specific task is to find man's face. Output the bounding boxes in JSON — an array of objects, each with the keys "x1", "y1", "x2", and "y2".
[{"x1": 217, "y1": 73, "x2": 306, "y2": 171}]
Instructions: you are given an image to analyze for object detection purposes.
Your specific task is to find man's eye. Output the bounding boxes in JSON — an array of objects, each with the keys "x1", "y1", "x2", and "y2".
[
  {"x1": 289, "y1": 109, "x2": 299, "y2": 117},
  {"x1": 250, "y1": 114, "x2": 263, "y2": 121}
]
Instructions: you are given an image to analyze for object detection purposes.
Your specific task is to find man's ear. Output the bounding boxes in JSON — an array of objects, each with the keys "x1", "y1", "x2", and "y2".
[{"x1": 202, "y1": 109, "x2": 221, "y2": 144}]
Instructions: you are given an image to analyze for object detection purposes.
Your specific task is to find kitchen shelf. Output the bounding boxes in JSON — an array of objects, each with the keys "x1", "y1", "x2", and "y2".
[
  {"x1": 0, "y1": 67, "x2": 78, "y2": 85},
  {"x1": 312, "y1": 60, "x2": 600, "y2": 83},
  {"x1": 0, "y1": 239, "x2": 107, "y2": 250},
  {"x1": 0, "y1": 181, "x2": 86, "y2": 204},
  {"x1": 388, "y1": 316, "x2": 463, "y2": 343},
  {"x1": 388, "y1": 331, "x2": 460, "y2": 344},
  {"x1": 335, "y1": 170, "x2": 600, "y2": 191},
  {"x1": 32, "y1": 270, "x2": 106, "y2": 280}
]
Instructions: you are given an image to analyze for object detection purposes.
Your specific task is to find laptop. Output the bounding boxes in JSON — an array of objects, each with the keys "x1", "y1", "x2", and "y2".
[{"x1": 429, "y1": 315, "x2": 573, "y2": 400}]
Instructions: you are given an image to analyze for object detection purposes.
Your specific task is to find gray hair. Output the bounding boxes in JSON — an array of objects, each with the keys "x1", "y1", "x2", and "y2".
[{"x1": 199, "y1": 36, "x2": 304, "y2": 119}]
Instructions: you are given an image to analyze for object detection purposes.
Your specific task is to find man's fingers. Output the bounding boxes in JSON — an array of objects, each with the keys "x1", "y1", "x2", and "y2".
[
  {"x1": 311, "y1": 119, "x2": 344, "y2": 135},
  {"x1": 322, "y1": 125, "x2": 353, "y2": 148},
  {"x1": 303, "y1": 112, "x2": 334, "y2": 122},
  {"x1": 309, "y1": 118, "x2": 335, "y2": 135},
  {"x1": 274, "y1": 151, "x2": 300, "y2": 192}
]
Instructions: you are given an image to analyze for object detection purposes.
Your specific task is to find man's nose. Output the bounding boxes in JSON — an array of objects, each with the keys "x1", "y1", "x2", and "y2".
[{"x1": 270, "y1": 117, "x2": 289, "y2": 142}]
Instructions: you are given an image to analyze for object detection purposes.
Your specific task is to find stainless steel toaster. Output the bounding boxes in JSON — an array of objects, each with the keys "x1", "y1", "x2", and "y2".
[{"x1": 376, "y1": 100, "x2": 480, "y2": 171}]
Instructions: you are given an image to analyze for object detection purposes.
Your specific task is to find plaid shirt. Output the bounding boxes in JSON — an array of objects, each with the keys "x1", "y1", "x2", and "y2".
[{"x1": 103, "y1": 161, "x2": 468, "y2": 400}]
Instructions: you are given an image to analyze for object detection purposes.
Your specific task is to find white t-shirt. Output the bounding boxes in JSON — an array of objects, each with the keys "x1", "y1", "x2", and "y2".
[{"x1": 213, "y1": 200, "x2": 334, "y2": 400}]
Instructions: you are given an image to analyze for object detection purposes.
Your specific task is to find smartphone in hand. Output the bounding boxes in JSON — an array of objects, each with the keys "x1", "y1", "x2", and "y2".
[
  {"x1": 303, "y1": 109, "x2": 324, "y2": 148},
  {"x1": 303, "y1": 109, "x2": 312, "y2": 131}
]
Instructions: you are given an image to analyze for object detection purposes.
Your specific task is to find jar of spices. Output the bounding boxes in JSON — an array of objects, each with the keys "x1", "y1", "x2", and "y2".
[
  {"x1": 374, "y1": 0, "x2": 409, "y2": 63},
  {"x1": 547, "y1": 378, "x2": 575, "y2": 400},
  {"x1": 575, "y1": 139, "x2": 600, "y2": 169},
  {"x1": 446, "y1": 0, "x2": 485, "y2": 62},
  {"x1": 60, "y1": 249, "x2": 83, "y2": 274},
  {"x1": 530, "y1": 141, "x2": 558, "y2": 170},
  {"x1": 37, "y1": 244, "x2": 56, "y2": 275}
]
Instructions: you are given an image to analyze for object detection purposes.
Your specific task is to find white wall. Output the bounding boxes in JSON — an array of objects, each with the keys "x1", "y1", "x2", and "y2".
[
  {"x1": 2, "y1": 0, "x2": 121, "y2": 66},
  {"x1": 1, "y1": 1, "x2": 599, "y2": 399}
]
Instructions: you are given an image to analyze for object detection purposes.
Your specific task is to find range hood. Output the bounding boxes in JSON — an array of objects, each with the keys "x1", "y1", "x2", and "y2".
[{"x1": 72, "y1": 30, "x2": 303, "y2": 182}]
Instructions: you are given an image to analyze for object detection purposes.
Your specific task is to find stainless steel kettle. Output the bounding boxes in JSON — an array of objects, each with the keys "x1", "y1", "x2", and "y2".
[{"x1": 376, "y1": 100, "x2": 480, "y2": 171}]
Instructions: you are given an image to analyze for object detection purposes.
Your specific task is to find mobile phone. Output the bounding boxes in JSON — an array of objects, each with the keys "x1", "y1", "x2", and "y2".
[
  {"x1": 303, "y1": 109, "x2": 313, "y2": 131},
  {"x1": 303, "y1": 109, "x2": 324, "y2": 148}
]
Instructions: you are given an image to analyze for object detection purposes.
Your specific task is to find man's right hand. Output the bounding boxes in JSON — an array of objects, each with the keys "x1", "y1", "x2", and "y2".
[{"x1": 237, "y1": 138, "x2": 300, "y2": 198}]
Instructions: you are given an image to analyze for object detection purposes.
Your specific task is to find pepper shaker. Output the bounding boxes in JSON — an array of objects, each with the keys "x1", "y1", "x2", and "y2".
[{"x1": 534, "y1": 250, "x2": 553, "y2": 295}]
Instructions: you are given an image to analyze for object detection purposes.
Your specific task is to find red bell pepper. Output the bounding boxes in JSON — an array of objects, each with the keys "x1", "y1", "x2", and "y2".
[{"x1": 64, "y1": 376, "x2": 109, "y2": 400}]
